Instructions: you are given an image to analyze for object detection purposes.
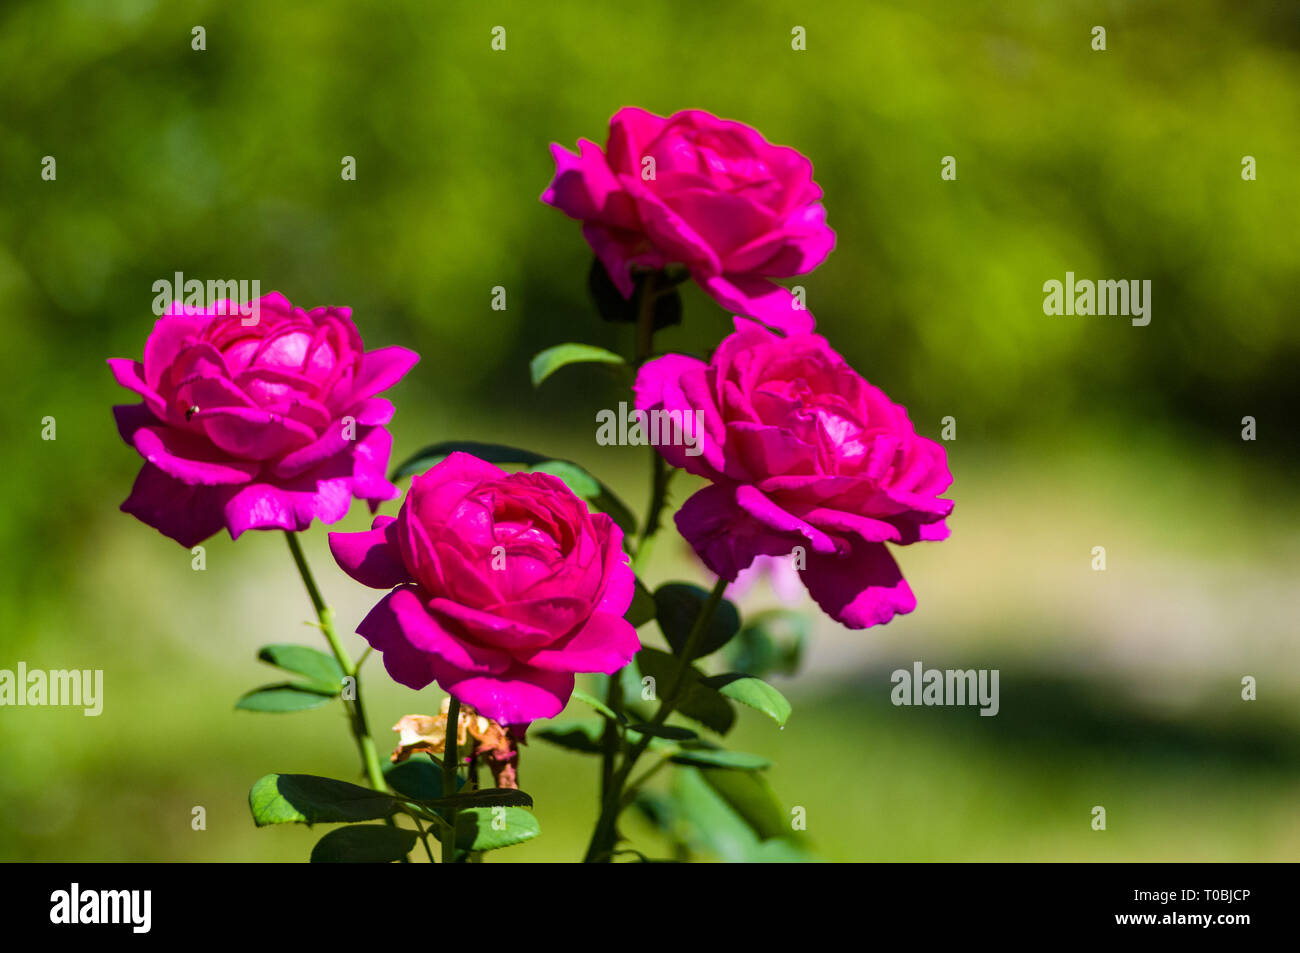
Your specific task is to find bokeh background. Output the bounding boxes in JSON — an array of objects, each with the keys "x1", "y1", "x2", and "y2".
[{"x1": 2, "y1": 0, "x2": 1297, "y2": 861}]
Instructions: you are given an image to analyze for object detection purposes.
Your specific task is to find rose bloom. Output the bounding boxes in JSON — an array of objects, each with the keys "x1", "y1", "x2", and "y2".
[
  {"x1": 542, "y1": 107, "x2": 834, "y2": 334},
  {"x1": 635, "y1": 324, "x2": 952, "y2": 629},
  {"x1": 328, "y1": 452, "x2": 639, "y2": 728},
  {"x1": 109, "y1": 292, "x2": 418, "y2": 547}
]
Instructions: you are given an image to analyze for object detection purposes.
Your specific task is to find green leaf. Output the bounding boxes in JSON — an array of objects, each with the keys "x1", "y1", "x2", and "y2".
[
  {"x1": 536, "y1": 720, "x2": 605, "y2": 754},
  {"x1": 248, "y1": 774, "x2": 398, "y2": 826},
  {"x1": 390, "y1": 441, "x2": 637, "y2": 538},
  {"x1": 236, "y1": 683, "x2": 336, "y2": 713},
  {"x1": 701, "y1": 674, "x2": 792, "y2": 727},
  {"x1": 417, "y1": 788, "x2": 534, "y2": 810},
  {"x1": 570, "y1": 687, "x2": 625, "y2": 723},
  {"x1": 528, "y1": 460, "x2": 601, "y2": 497},
  {"x1": 588, "y1": 258, "x2": 684, "y2": 331},
  {"x1": 392, "y1": 440, "x2": 545, "y2": 479},
  {"x1": 309, "y1": 824, "x2": 418, "y2": 863},
  {"x1": 669, "y1": 748, "x2": 771, "y2": 771},
  {"x1": 626, "y1": 578, "x2": 656, "y2": 627},
  {"x1": 384, "y1": 760, "x2": 447, "y2": 801},
  {"x1": 653, "y1": 583, "x2": 741, "y2": 660},
  {"x1": 699, "y1": 767, "x2": 789, "y2": 840},
  {"x1": 256, "y1": 643, "x2": 344, "y2": 693},
  {"x1": 669, "y1": 767, "x2": 761, "y2": 862},
  {"x1": 530, "y1": 343, "x2": 625, "y2": 387},
  {"x1": 726, "y1": 609, "x2": 809, "y2": 678},
  {"x1": 670, "y1": 768, "x2": 812, "y2": 862},
  {"x1": 635, "y1": 647, "x2": 735, "y2": 735},
  {"x1": 633, "y1": 790, "x2": 682, "y2": 834},
  {"x1": 454, "y1": 806, "x2": 540, "y2": 851},
  {"x1": 626, "y1": 723, "x2": 698, "y2": 741}
]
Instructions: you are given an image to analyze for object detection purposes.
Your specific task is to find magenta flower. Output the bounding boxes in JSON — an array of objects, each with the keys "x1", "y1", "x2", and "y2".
[
  {"x1": 635, "y1": 324, "x2": 952, "y2": 629},
  {"x1": 328, "y1": 452, "x2": 639, "y2": 728},
  {"x1": 109, "y1": 292, "x2": 418, "y2": 547},
  {"x1": 542, "y1": 107, "x2": 834, "y2": 335}
]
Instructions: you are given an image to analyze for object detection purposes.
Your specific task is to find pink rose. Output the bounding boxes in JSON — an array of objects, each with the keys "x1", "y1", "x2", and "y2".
[
  {"x1": 635, "y1": 324, "x2": 952, "y2": 629},
  {"x1": 109, "y1": 292, "x2": 418, "y2": 547},
  {"x1": 542, "y1": 107, "x2": 834, "y2": 335},
  {"x1": 328, "y1": 452, "x2": 639, "y2": 728}
]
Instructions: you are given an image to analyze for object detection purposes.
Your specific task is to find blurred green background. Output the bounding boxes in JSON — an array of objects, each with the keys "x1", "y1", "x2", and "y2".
[{"x1": 1, "y1": 0, "x2": 1297, "y2": 861}]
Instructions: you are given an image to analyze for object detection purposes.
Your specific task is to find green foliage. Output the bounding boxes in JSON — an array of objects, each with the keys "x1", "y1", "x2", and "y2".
[
  {"x1": 236, "y1": 644, "x2": 344, "y2": 712},
  {"x1": 384, "y1": 760, "x2": 448, "y2": 801},
  {"x1": 530, "y1": 343, "x2": 626, "y2": 387},
  {"x1": 570, "y1": 687, "x2": 625, "y2": 723},
  {"x1": 668, "y1": 748, "x2": 771, "y2": 771},
  {"x1": 725, "y1": 610, "x2": 808, "y2": 678},
  {"x1": 635, "y1": 647, "x2": 735, "y2": 735},
  {"x1": 699, "y1": 768, "x2": 789, "y2": 841},
  {"x1": 653, "y1": 583, "x2": 741, "y2": 659},
  {"x1": 635, "y1": 767, "x2": 815, "y2": 863},
  {"x1": 702, "y1": 674, "x2": 792, "y2": 727},
  {"x1": 587, "y1": 259, "x2": 685, "y2": 331},
  {"x1": 454, "y1": 807, "x2": 540, "y2": 851},
  {"x1": 255, "y1": 644, "x2": 344, "y2": 693},
  {"x1": 536, "y1": 720, "x2": 605, "y2": 754},
  {"x1": 248, "y1": 774, "x2": 397, "y2": 827},
  {"x1": 310, "y1": 825, "x2": 418, "y2": 863},
  {"x1": 626, "y1": 578, "x2": 656, "y2": 628},
  {"x1": 235, "y1": 684, "x2": 336, "y2": 712}
]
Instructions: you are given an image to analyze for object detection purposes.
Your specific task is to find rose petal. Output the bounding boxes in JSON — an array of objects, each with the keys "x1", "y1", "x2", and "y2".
[
  {"x1": 360, "y1": 587, "x2": 512, "y2": 675},
  {"x1": 675, "y1": 483, "x2": 806, "y2": 581},
  {"x1": 520, "y1": 610, "x2": 640, "y2": 674},
  {"x1": 350, "y1": 346, "x2": 419, "y2": 403},
  {"x1": 329, "y1": 516, "x2": 413, "y2": 590},
  {"x1": 540, "y1": 139, "x2": 638, "y2": 228},
  {"x1": 430, "y1": 660, "x2": 575, "y2": 727},
  {"x1": 119, "y1": 463, "x2": 234, "y2": 548},
  {"x1": 196, "y1": 405, "x2": 316, "y2": 461},
  {"x1": 427, "y1": 598, "x2": 556, "y2": 651},
  {"x1": 699, "y1": 274, "x2": 816, "y2": 335},
  {"x1": 798, "y1": 542, "x2": 916, "y2": 630},
  {"x1": 115, "y1": 404, "x2": 260, "y2": 486}
]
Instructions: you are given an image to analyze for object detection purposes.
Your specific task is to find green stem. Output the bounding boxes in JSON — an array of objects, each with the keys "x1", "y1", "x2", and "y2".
[
  {"x1": 283, "y1": 531, "x2": 388, "y2": 794},
  {"x1": 599, "y1": 673, "x2": 623, "y2": 809},
  {"x1": 582, "y1": 577, "x2": 728, "y2": 862},
  {"x1": 630, "y1": 273, "x2": 674, "y2": 575},
  {"x1": 632, "y1": 450, "x2": 671, "y2": 575},
  {"x1": 411, "y1": 815, "x2": 436, "y2": 863},
  {"x1": 440, "y1": 695, "x2": 461, "y2": 862},
  {"x1": 634, "y1": 273, "x2": 658, "y2": 363}
]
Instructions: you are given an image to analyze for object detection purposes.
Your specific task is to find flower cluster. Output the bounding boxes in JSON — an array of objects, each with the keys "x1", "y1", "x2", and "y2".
[{"x1": 112, "y1": 106, "x2": 951, "y2": 863}]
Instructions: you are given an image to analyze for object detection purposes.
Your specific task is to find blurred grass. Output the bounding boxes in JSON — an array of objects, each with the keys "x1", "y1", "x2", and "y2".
[{"x1": 1, "y1": 0, "x2": 1298, "y2": 860}]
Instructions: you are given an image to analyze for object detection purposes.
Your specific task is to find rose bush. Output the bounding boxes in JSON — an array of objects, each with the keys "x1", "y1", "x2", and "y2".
[
  {"x1": 635, "y1": 323, "x2": 953, "y2": 629},
  {"x1": 328, "y1": 452, "x2": 639, "y2": 728},
  {"x1": 542, "y1": 107, "x2": 834, "y2": 334},
  {"x1": 109, "y1": 292, "x2": 417, "y2": 547}
]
